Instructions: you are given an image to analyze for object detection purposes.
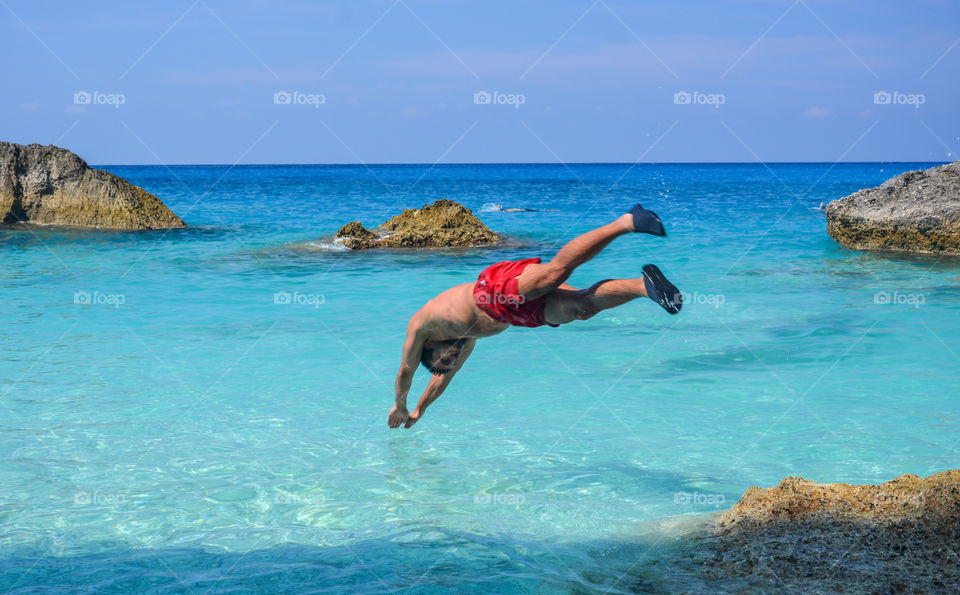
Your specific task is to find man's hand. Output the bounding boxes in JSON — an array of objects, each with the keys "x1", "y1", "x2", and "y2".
[
  {"x1": 403, "y1": 410, "x2": 422, "y2": 429},
  {"x1": 388, "y1": 405, "x2": 410, "y2": 428}
]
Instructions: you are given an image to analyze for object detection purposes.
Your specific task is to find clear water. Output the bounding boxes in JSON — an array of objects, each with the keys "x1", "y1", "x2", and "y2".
[{"x1": 2, "y1": 163, "x2": 957, "y2": 592}]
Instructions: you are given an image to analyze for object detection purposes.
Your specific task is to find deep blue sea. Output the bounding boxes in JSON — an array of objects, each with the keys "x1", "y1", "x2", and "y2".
[{"x1": 2, "y1": 162, "x2": 958, "y2": 592}]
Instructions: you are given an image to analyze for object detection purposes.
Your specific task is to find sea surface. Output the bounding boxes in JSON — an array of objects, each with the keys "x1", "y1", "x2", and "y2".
[{"x1": 1, "y1": 162, "x2": 958, "y2": 592}]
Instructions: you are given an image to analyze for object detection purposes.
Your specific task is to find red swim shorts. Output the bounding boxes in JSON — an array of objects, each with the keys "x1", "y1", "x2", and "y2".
[{"x1": 473, "y1": 258, "x2": 558, "y2": 328}]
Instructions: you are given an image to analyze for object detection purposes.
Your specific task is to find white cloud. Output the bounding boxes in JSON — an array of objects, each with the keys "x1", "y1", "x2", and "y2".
[{"x1": 804, "y1": 106, "x2": 829, "y2": 118}]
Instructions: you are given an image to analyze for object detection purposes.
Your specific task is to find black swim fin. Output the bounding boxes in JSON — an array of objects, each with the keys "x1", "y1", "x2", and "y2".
[
  {"x1": 642, "y1": 264, "x2": 682, "y2": 314},
  {"x1": 627, "y1": 204, "x2": 666, "y2": 236}
]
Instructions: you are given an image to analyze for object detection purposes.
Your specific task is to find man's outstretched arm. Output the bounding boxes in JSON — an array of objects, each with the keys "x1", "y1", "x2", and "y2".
[
  {"x1": 403, "y1": 338, "x2": 475, "y2": 429},
  {"x1": 389, "y1": 318, "x2": 427, "y2": 428}
]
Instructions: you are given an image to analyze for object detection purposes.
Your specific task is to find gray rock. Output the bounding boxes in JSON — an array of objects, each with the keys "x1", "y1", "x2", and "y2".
[
  {"x1": 0, "y1": 142, "x2": 185, "y2": 230},
  {"x1": 826, "y1": 160, "x2": 960, "y2": 254}
]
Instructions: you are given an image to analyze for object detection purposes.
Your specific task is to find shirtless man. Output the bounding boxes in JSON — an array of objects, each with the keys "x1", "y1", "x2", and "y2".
[{"x1": 388, "y1": 204, "x2": 682, "y2": 429}]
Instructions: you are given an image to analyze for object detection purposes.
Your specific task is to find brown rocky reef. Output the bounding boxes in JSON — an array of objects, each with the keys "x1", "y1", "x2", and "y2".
[
  {"x1": 334, "y1": 199, "x2": 499, "y2": 249},
  {"x1": 698, "y1": 470, "x2": 960, "y2": 592},
  {"x1": 0, "y1": 142, "x2": 185, "y2": 230},
  {"x1": 826, "y1": 160, "x2": 960, "y2": 254}
]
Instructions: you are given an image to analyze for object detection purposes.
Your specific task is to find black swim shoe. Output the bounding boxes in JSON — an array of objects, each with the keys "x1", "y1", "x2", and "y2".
[
  {"x1": 627, "y1": 204, "x2": 666, "y2": 236},
  {"x1": 642, "y1": 264, "x2": 682, "y2": 314}
]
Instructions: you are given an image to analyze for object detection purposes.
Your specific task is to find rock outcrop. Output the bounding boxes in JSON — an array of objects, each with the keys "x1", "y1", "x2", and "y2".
[
  {"x1": 826, "y1": 160, "x2": 960, "y2": 254},
  {"x1": 333, "y1": 199, "x2": 499, "y2": 249},
  {"x1": 718, "y1": 470, "x2": 960, "y2": 530},
  {"x1": 698, "y1": 471, "x2": 960, "y2": 592},
  {"x1": 0, "y1": 142, "x2": 185, "y2": 230}
]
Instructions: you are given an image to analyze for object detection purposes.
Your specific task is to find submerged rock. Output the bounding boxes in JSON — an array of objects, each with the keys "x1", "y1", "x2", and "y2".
[
  {"x1": 333, "y1": 199, "x2": 499, "y2": 249},
  {"x1": 0, "y1": 142, "x2": 185, "y2": 230},
  {"x1": 699, "y1": 470, "x2": 960, "y2": 592},
  {"x1": 826, "y1": 160, "x2": 960, "y2": 254}
]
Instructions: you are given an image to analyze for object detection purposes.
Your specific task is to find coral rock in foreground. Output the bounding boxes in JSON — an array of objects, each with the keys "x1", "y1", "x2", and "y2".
[
  {"x1": 703, "y1": 471, "x2": 960, "y2": 592},
  {"x1": 0, "y1": 142, "x2": 185, "y2": 230},
  {"x1": 826, "y1": 160, "x2": 960, "y2": 254},
  {"x1": 334, "y1": 199, "x2": 499, "y2": 249}
]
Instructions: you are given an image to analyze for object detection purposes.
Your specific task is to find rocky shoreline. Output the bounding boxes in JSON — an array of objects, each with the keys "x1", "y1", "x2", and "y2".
[{"x1": 642, "y1": 471, "x2": 960, "y2": 592}]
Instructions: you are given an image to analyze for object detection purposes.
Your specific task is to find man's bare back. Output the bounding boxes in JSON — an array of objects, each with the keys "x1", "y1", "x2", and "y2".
[
  {"x1": 414, "y1": 283, "x2": 511, "y2": 342},
  {"x1": 388, "y1": 205, "x2": 682, "y2": 429}
]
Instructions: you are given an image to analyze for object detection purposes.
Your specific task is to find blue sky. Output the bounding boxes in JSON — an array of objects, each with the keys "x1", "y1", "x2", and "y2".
[{"x1": 2, "y1": 0, "x2": 958, "y2": 164}]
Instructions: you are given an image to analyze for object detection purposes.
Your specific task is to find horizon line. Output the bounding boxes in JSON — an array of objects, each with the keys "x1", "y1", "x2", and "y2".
[{"x1": 94, "y1": 160, "x2": 950, "y2": 167}]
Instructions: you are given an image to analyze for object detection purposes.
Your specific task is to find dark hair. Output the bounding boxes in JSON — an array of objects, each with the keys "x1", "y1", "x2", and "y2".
[{"x1": 420, "y1": 339, "x2": 464, "y2": 375}]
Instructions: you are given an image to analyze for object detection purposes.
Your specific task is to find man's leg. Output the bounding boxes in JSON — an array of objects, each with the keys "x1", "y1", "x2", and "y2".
[
  {"x1": 544, "y1": 265, "x2": 682, "y2": 324},
  {"x1": 517, "y1": 207, "x2": 659, "y2": 301},
  {"x1": 543, "y1": 278, "x2": 646, "y2": 325}
]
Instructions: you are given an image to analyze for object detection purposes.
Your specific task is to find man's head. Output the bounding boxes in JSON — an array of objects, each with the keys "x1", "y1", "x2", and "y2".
[{"x1": 420, "y1": 339, "x2": 466, "y2": 375}]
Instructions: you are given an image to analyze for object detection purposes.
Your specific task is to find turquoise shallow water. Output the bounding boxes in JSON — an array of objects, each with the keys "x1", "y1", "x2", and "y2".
[{"x1": 2, "y1": 163, "x2": 958, "y2": 592}]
